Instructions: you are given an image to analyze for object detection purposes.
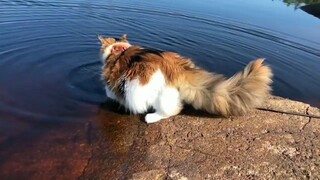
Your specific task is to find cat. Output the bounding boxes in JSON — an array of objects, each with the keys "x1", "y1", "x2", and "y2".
[{"x1": 98, "y1": 34, "x2": 273, "y2": 123}]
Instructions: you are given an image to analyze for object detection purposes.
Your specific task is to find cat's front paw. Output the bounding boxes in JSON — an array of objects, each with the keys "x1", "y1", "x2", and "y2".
[{"x1": 145, "y1": 113, "x2": 166, "y2": 124}]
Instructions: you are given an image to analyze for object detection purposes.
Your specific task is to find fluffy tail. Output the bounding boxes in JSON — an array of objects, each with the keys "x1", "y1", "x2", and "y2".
[{"x1": 179, "y1": 58, "x2": 273, "y2": 116}]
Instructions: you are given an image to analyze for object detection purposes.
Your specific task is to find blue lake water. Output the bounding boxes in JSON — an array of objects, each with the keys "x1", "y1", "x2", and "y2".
[{"x1": 0, "y1": 0, "x2": 320, "y2": 137}]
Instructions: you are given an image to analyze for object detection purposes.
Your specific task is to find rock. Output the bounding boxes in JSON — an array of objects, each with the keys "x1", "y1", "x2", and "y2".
[
  {"x1": 1, "y1": 96, "x2": 320, "y2": 179},
  {"x1": 261, "y1": 96, "x2": 309, "y2": 114},
  {"x1": 308, "y1": 106, "x2": 320, "y2": 116},
  {"x1": 132, "y1": 169, "x2": 166, "y2": 180}
]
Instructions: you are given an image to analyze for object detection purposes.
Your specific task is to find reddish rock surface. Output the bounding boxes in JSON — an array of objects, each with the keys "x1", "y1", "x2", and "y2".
[
  {"x1": 1, "y1": 96, "x2": 320, "y2": 179},
  {"x1": 0, "y1": 122, "x2": 92, "y2": 179}
]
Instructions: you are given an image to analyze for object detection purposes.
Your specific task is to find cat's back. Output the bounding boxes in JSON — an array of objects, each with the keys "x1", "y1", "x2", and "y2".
[
  {"x1": 103, "y1": 46, "x2": 195, "y2": 87},
  {"x1": 123, "y1": 46, "x2": 193, "y2": 68}
]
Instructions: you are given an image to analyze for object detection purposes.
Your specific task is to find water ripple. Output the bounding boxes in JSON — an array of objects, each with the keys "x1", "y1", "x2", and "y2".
[{"x1": 0, "y1": 0, "x2": 319, "y2": 122}]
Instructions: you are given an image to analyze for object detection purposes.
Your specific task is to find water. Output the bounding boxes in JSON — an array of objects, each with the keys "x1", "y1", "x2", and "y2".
[{"x1": 0, "y1": 0, "x2": 320, "y2": 173}]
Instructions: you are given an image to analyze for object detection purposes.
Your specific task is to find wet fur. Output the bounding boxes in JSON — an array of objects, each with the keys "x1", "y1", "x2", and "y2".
[{"x1": 99, "y1": 34, "x2": 273, "y2": 123}]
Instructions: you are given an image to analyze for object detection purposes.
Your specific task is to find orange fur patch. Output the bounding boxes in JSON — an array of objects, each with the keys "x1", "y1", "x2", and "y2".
[{"x1": 101, "y1": 46, "x2": 195, "y2": 98}]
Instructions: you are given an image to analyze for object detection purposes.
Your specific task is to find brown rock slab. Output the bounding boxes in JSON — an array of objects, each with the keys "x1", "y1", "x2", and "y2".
[
  {"x1": 1, "y1": 97, "x2": 320, "y2": 179},
  {"x1": 132, "y1": 169, "x2": 166, "y2": 180},
  {"x1": 261, "y1": 96, "x2": 309, "y2": 114},
  {"x1": 308, "y1": 106, "x2": 320, "y2": 117}
]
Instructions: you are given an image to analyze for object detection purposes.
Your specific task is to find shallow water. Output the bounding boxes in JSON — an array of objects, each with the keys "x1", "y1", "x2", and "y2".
[{"x1": 0, "y1": 0, "x2": 320, "y2": 162}]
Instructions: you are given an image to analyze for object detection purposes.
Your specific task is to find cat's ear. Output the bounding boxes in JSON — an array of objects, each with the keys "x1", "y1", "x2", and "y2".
[
  {"x1": 121, "y1": 34, "x2": 127, "y2": 41},
  {"x1": 98, "y1": 35, "x2": 106, "y2": 44}
]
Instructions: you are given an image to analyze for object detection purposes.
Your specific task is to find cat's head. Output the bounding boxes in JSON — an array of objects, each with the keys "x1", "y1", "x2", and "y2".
[{"x1": 98, "y1": 34, "x2": 131, "y2": 62}]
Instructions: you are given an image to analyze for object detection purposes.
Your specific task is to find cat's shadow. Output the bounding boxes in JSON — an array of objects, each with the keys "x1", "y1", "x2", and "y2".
[
  {"x1": 180, "y1": 105, "x2": 221, "y2": 118},
  {"x1": 99, "y1": 99, "x2": 221, "y2": 122}
]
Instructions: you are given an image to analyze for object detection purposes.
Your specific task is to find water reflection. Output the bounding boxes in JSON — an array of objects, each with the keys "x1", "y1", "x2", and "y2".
[
  {"x1": 282, "y1": 0, "x2": 320, "y2": 8},
  {"x1": 281, "y1": 0, "x2": 320, "y2": 19},
  {"x1": 300, "y1": 3, "x2": 320, "y2": 18}
]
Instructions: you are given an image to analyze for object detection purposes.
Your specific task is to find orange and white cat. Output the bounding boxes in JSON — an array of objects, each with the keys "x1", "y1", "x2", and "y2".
[{"x1": 99, "y1": 34, "x2": 273, "y2": 123}]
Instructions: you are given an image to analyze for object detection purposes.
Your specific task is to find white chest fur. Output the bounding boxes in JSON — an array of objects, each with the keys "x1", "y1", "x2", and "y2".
[{"x1": 124, "y1": 70, "x2": 166, "y2": 114}]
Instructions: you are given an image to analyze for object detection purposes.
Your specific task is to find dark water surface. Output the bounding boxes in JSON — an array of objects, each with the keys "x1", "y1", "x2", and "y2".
[{"x1": 0, "y1": 0, "x2": 320, "y2": 167}]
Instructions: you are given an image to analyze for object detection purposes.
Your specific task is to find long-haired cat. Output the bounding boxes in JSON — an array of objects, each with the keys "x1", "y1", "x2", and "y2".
[{"x1": 99, "y1": 34, "x2": 273, "y2": 123}]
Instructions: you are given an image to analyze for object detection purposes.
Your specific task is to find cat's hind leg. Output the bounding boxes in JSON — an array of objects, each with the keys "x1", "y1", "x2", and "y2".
[{"x1": 145, "y1": 87, "x2": 182, "y2": 124}]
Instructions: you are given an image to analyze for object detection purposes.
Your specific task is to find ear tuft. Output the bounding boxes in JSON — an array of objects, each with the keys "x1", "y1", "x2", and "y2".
[
  {"x1": 98, "y1": 35, "x2": 105, "y2": 44},
  {"x1": 121, "y1": 34, "x2": 127, "y2": 41}
]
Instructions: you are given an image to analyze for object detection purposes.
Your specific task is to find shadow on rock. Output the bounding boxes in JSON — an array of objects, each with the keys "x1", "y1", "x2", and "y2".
[{"x1": 99, "y1": 98, "x2": 222, "y2": 122}]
